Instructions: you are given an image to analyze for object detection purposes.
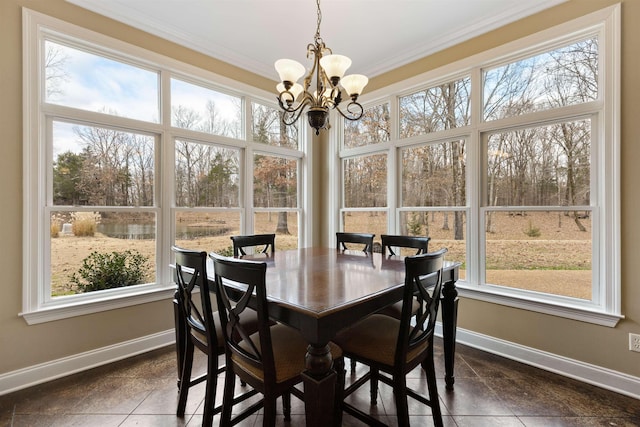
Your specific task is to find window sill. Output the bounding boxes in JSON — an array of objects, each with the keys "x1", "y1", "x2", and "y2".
[
  {"x1": 20, "y1": 285, "x2": 176, "y2": 325},
  {"x1": 457, "y1": 282, "x2": 623, "y2": 327}
]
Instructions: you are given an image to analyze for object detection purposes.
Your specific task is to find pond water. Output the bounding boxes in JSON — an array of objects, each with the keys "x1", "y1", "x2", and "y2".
[{"x1": 97, "y1": 223, "x2": 230, "y2": 240}]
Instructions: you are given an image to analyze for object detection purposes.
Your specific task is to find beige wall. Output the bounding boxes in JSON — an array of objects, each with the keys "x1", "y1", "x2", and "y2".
[{"x1": 1, "y1": 0, "x2": 638, "y2": 386}]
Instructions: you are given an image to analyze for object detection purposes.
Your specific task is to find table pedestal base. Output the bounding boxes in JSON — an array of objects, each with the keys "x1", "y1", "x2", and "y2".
[{"x1": 303, "y1": 343, "x2": 341, "y2": 427}]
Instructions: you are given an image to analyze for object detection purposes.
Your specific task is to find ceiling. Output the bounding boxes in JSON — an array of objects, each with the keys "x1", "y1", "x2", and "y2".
[{"x1": 66, "y1": 0, "x2": 566, "y2": 81}]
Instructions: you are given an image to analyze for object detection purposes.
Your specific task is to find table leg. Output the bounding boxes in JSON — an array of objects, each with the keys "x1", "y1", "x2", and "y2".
[
  {"x1": 303, "y1": 343, "x2": 338, "y2": 427},
  {"x1": 441, "y1": 276, "x2": 459, "y2": 390}
]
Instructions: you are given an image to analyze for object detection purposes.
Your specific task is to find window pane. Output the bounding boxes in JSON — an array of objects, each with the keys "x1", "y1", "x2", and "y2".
[
  {"x1": 341, "y1": 211, "x2": 387, "y2": 247},
  {"x1": 399, "y1": 210, "x2": 466, "y2": 280},
  {"x1": 344, "y1": 102, "x2": 391, "y2": 149},
  {"x1": 171, "y1": 78, "x2": 242, "y2": 138},
  {"x1": 486, "y1": 119, "x2": 590, "y2": 207},
  {"x1": 485, "y1": 211, "x2": 591, "y2": 299},
  {"x1": 44, "y1": 40, "x2": 159, "y2": 122},
  {"x1": 399, "y1": 77, "x2": 470, "y2": 138},
  {"x1": 52, "y1": 121, "x2": 155, "y2": 207},
  {"x1": 483, "y1": 37, "x2": 598, "y2": 121},
  {"x1": 252, "y1": 102, "x2": 299, "y2": 149},
  {"x1": 344, "y1": 154, "x2": 387, "y2": 208},
  {"x1": 50, "y1": 211, "x2": 156, "y2": 297},
  {"x1": 174, "y1": 211, "x2": 240, "y2": 255},
  {"x1": 253, "y1": 154, "x2": 298, "y2": 208},
  {"x1": 254, "y1": 212, "x2": 299, "y2": 250},
  {"x1": 402, "y1": 140, "x2": 466, "y2": 207},
  {"x1": 175, "y1": 139, "x2": 239, "y2": 208}
]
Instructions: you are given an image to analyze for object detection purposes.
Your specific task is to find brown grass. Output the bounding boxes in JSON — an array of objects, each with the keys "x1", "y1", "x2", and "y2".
[{"x1": 51, "y1": 211, "x2": 592, "y2": 299}]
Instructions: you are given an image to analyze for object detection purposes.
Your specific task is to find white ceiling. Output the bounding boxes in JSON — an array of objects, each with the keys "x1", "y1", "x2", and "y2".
[{"x1": 66, "y1": 0, "x2": 566, "y2": 81}]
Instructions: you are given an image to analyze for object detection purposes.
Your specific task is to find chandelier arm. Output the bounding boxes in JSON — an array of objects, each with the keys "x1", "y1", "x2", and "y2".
[
  {"x1": 277, "y1": 97, "x2": 301, "y2": 114},
  {"x1": 281, "y1": 107, "x2": 307, "y2": 126},
  {"x1": 334, "y1": 101, "x2": 365, "y2": 121}
]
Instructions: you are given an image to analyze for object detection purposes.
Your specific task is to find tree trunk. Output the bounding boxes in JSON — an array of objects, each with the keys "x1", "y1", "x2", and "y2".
[{"x1": 276, "y1": 211, "x2": 290, "y2": 234}]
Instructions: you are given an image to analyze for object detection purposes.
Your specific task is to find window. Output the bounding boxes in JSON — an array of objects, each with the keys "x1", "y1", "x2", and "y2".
[
  {"x1": 483, "y1": 120, "x2": 592, "y2": 298},
  {"x1": 400, "y1": 139, "x2": 467, "y2": 278},
  {"x1": 343, "y1": 102, "x2": 391, "y2": 149},
  {"x1": 171, "y1": 78, "x2": 242, "y2": 138},
  {"x1": 252, "y1": 102, "x2": 299, "y2": 149},
  {"x1": 253, "y1": 152, "x2": 300, "y2": 250},
  {"x1": 399, "y1": 77, "x2": 470, "y2": 138},
  {"x1": 174, "y1": 139, "x2": 241, "y2": 254},
  {"x1": 341, "y1": 151, "x2": 388, "y2": 238},
  {"x1": 23, "y1": 10, "x2": 305, "y2": 323},
  {"x1": 336, "y1": 6, "x2": 620, "y2": 325}
]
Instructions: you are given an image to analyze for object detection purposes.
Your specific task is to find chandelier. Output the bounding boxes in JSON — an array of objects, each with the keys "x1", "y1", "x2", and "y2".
[{"x1": 275, "y1": 0, "x2": 368, "y2": 135}]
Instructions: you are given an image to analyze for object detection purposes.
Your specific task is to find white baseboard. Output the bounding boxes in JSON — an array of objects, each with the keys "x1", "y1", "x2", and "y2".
[
  {"x1": 2, "y1": 326, "x2": 639, "y2": 401},
  {"x1": 437, "y1": 324, "x2": 640, "y2": 400},
  {"x1": 0, "y1": 329, "x2": 175, "y2": 396}
]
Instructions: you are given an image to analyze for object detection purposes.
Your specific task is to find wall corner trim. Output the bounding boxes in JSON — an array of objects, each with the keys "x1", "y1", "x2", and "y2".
[
  {"x1": 0, "y1": 330, "x2": 175, "y2": 396},
  {"x1": 436, "y1": 324, "x2": 640, "y2": 400}
]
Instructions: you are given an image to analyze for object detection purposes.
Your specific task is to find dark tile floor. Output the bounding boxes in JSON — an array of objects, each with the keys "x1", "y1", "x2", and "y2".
[{"x1": 1, "y1": 338, "x2": 639, "y2": 426}]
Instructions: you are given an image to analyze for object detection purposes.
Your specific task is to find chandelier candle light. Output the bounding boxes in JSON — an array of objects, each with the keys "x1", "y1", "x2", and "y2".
[{"x1": 275, "y1": 0, "x2": 368, "y2": 135}]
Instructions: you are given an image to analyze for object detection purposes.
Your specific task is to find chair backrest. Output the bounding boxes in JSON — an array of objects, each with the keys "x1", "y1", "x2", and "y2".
[
  {"x1": 230, "y1": 234, "x2": 276, "y2": 257},
  {"x1": 336, "y1": 232, "x2": 375, "y2": 252},
  {"x1": 395, "y1": 248, "x2": 447, "y2": 367},
  {"x1": 381, "y1": 234, "x2": 431, "y2": 256},
  {"x1": 210, "y1": 253, "x2": 277, "y2": 384},
  {"x1": 172, "y1": 245, "x2": 219, "y2": 352}
]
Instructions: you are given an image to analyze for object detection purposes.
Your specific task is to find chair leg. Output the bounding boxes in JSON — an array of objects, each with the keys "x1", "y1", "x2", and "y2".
[
  {"x1": 176, "y1": 340, "x2": 194, "y2": 417},
  {"x1": 334, "y1": 357, "x2": 346, "y2": 427},
  {"x1": 282, "y1": 391, "x2": 291, "y2": 420},
  {"x1": 370, "y1": 367, "x2": 379, "y2": 405},
  {"x1": 263, "y1": 391, "x2": 277, "y2": 427},
  {"x1": 173, "y1": 296, "x2": 186, "y2": 390},
  {"x1": 423, "y1": 349, "x2": 444, "y2": 427},
  {"x1": 350, "y1": 358, "x2": 357, "y2": 374},
  {"x1": 220, "y1": 365, "x2": 236, "y2": 426},
  {"x1": 393, "y1": 375, "x2": 409, "y2": 427},
  {"x1": 202, "y1": 352, "x2": 219, "y2": 427}
]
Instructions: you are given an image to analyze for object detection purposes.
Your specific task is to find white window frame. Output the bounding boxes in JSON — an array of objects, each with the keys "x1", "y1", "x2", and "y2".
[
  {"x1": 333, "y1": 5, "x2": 621, "y2": 326},
  {"x1": 22, "y1": 9, "x2": 307, "y2": 324}
]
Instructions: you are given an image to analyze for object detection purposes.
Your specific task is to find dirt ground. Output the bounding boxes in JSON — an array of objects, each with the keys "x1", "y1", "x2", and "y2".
[{"x1": 51, "y1": 211, "x2": 591, "y2": 299}]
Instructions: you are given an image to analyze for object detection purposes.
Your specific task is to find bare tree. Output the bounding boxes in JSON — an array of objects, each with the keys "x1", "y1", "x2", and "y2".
[{"x1": 44, "y1": 42, "x2": 69, "y2": 100}]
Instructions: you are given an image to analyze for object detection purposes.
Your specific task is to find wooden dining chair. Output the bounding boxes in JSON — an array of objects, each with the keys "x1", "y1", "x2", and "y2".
[
  {"x1": 171, "y1": 246, "x2": 258, "y2": 426},
  {"x1": 336, "y1": 231, "x2": 374, "y2": 373},
  {"x1": 335, "y1": 248, "x2": 448, "y2": 427},
  {"x1": 336, "y1": 232, "x2": 375, "y2": 252},
  {"x1": 381, "y1": 234, "x2": 430, "y2": 256},
  {"x1": 377, "y1": 234, "x2": 432, "y2": 320},
  {"x1": 210, "y1": 252, "x2": 345, "y2": 426},
  {"x1": 230, "y1": 233, "x2": 275, "y2": 257}
]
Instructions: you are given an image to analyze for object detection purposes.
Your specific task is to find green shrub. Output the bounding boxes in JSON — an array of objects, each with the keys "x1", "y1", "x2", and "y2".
[
  {"x1": 70, "y1": 249, "x2": 149, "y2": 293},
  {"x1": 214, "y1": 245, "x2": 234, "y2": 257},
  {"x1": 407, "y1": 213, "x2": 423, "y2": 236}
]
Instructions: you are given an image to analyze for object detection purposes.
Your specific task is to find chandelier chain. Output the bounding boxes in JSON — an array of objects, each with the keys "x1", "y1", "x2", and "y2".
[{"x1": 314, "y1": 0, "x2": 322, "y2": 43}]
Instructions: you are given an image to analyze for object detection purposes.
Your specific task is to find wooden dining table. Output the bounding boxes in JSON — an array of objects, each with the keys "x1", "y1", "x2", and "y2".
[
  {"x1": 173, "y1": 247, "x2": 460, "y2": 426},
  {"x1": 234, "y1": 247, "x2": 461, "y2": 427}
]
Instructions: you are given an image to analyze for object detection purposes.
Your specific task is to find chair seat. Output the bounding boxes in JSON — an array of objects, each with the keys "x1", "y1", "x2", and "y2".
[
  {"x1": 376, "y1": 298, "x2": 420, "y2": 319},
  {"x1": 189, "y1": 311, "x2": 224, "y2": 352},
  {"x1": 236, "y1": 323, "x2": 342, "y2": 383},
  {"x1": 334, "y1": 314, "x2": 427, "y2": 367},
  {"x1": 190, "y1": 309, "x2": 260, "y2": 353}
]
